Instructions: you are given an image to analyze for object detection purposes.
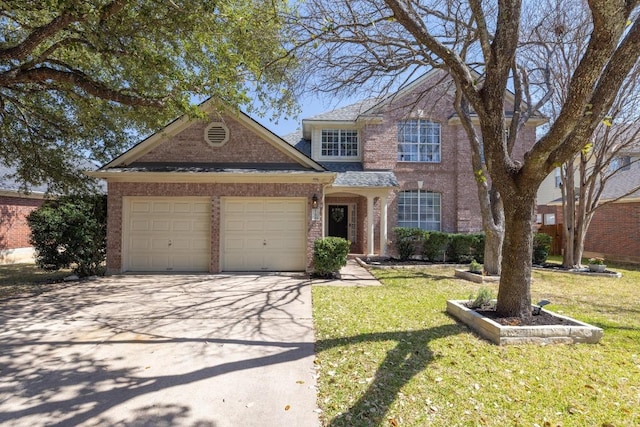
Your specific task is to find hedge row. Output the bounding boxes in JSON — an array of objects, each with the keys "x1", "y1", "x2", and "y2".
[
  {"x1": 393, "y1": 227, "x2": 553, "y2": 264},
  {"x1": 393, "y1": 227, "x2": 484, "y2": 263}
]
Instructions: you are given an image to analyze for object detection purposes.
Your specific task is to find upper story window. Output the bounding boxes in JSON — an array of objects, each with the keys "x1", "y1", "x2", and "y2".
[
  {"x1": 610, "y1": 155, "x2": 631, "y2": 172},
  {"x1": 554, "y1": 167, "x2": 562, "y2": 188},
  {"x1": 397, "y1": 119, "x2": 441, "y2": 162},
  {"x1": 321, "y1": 129, "x2": 359, "y2": 157}
]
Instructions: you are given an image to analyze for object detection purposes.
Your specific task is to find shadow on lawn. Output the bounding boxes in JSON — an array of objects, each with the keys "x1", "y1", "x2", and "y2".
[
  {"x1": 376, "y1": 270, "x2": 454, "y2": 282},
  {"x1": 318, "y1": 323, "x2": 464, "y2": 426}
]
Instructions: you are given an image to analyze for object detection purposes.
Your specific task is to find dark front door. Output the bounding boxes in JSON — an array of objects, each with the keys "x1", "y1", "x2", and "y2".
[{"x1": 328, "y1": 205, "x2": 349, "y2": 240}]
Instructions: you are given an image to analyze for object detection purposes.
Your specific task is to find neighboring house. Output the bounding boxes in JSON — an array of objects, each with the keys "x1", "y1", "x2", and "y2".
[
  {"x1": 0, "y1": 167, "x2": 47, "y2": 264},
  {"x1": 0, "y1": 162, "x2": 104, "y2": 265},
  {"x1": 537, "y1": 145, "x2": 640, "y2": 263},
  {"x1": 91, "y1": 69, "x2": 541, "y2": 274}
]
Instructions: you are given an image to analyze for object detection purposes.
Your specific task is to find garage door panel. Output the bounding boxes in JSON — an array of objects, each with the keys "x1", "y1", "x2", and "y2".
[
  {"x1": 222, "y1": 198, "x2": 306, "y2": 271},
  {"x1": 172, "y1": 220, "x2": 192, "y2": 232},
  {"x1": 125, "y1": 197, "x2": 211, "y2": 272},
  {"x1": 131, "y1": 202, "x2": 151, "y2": 213},
  {"x1": 151, "y1": 202, "x2": 171, "y2": 213},
  {"x1": 130, "y1": 220, "x2": 151, "y2": 232},
  {"x1": 245, "y1": 221, "x2": 265, "y2": 232},
  {"x1": 151, "y1": 238, "x2": 170, "y2": 250},
  {"x1": 130, "y1": 237, "x2": 151, "y2": 251}
]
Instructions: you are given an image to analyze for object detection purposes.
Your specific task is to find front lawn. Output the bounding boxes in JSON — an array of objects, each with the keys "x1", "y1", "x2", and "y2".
[
  {"x1": 0, "y1": 263, "x2": 71, "y2": 299},
  {"x1": 313, "y1": 264, "x2": 640, "y2": 426}
]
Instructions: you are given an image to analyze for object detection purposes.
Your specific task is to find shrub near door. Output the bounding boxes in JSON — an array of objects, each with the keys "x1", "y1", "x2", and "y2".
[{"x1": 313, "y1": 237, "x2": 350, "y2": 277}]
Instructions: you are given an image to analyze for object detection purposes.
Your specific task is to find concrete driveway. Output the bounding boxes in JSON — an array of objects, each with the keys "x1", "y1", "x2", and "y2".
[{"x1": 0, "y1": 273, "x2": 319, "y2": 427}]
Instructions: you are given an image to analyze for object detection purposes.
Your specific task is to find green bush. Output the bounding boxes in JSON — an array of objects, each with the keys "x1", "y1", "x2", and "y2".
[
  {"x1": 27, "y1": 195, "x2": 107, "y2": 277},
  {"x1": 532, "y1": 232, "x2": 553, "y2": 265},
  {"x1": 313, "y1": 237, "x2": 350, "y2": 276},
  {"x1": 448, "y1": 233, "x2": 485, "y2": 263},
  {"x1": 393, "y1": 227, "x2": 424, "y2": 260},
  {"x1": 422, "y1": 231, "x2": 450, "y2": 262}
]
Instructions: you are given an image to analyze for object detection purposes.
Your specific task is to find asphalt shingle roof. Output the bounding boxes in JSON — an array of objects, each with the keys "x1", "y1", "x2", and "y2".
[
  {"x1": 333, "y1": 171, "x2": 398, "y2": 188},
  {"x1": 117, "y1": 162, "x2": 320, "y2": 173},
  {"x1": 601, "y1": 157, "x2": 640, "y2": 200},
  {"x1": 303, "y1": 99, "x2": 381, "y2": 122},
  {"x1": 0, "y1": 165, "x2": 49, "y2": 194}
]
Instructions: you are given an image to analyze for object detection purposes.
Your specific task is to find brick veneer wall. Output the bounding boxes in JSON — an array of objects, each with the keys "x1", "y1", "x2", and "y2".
[
  {"x1": 137, "y1": 114, "x2": 294, "y2": 164},
  {"x1": 107, "y1": 182, "x2": 324, "y2": 273},
  {"x1": 359, "y1": 73, "x2": 537, "y2": 245},
  {"x1": 583, "y1": 201, "x2": 640, "y2": 263},
  {"x1": 0, "y1": 196, "x2": 43, "y2": 250}
]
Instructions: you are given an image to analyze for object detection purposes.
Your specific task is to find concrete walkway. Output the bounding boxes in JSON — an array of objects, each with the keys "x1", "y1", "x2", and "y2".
[{"x1": 310, "y1": 259, "x2": 382, "y2": 287}]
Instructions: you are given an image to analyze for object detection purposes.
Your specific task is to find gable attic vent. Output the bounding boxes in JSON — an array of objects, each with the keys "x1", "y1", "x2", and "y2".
[{"x1": 204, "y1": 122, "x2": 229, "y2": 147}]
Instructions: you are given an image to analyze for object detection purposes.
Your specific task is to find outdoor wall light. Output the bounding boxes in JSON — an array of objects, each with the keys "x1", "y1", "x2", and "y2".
[{"x1": 311, "y1": 194, "x2": 320, "y2": 221}]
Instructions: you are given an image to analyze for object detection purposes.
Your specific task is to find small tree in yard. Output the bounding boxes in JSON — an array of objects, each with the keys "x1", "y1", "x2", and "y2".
[{"x1": 28, "y1": 195, "x2": 107, "y2": 277}]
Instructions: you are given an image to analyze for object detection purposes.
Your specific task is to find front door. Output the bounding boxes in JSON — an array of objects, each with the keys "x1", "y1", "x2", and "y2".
[{"x1": 328, "y1": 205, "x2": 349, "y2": 241}]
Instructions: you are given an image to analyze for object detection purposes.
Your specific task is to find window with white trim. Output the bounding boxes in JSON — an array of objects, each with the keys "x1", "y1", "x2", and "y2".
[
  {"x1": 397, "y1": 190, "x2": 441, "y2": 231},
  {"x1": 554, "y1": 167, "x2": 562, "y2": 188},
  {"x1": 321, "y1": 129, "x2": 358, "y2": 157},
  {"x1": 397, "y1": 120, "x2": 441, "y2": 162},
  {"x1": 610, "y1": 156, "x2": 631, "y2": 172},
  {"x1": 544, "y1": 213, "x2": 556, "y2": 225}
]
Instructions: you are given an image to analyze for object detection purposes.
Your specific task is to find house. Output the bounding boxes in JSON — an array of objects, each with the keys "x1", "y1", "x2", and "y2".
[
  {"x1": 92, "y1": 70, "x2": 540, "y2": 274},
  {"x1": 0, "y1": 167, "x2": 47, "y2": 264},
  {"x1": 537, "y1": 144, "x2": 640, "y2": 263}
]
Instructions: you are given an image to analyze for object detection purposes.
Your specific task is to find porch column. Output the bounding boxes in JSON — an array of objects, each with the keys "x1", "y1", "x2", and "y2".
[
  {"x1": 380, "y1": 195, "x2": 388, "y2": 256},
  {"x1": 367, "y1": 195, "x2": 375, "y2": 256}
]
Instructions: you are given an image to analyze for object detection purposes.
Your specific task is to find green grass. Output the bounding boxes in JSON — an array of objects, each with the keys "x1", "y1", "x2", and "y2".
[
  {"x1": 0, "y1": 263, "x2": 71, "y2": 299},
  {"x1": 313, "y1": 264, "x2": 640, "y2": 426}
]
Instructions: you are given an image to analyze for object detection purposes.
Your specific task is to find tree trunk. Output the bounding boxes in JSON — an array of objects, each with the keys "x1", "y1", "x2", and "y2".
[
  {"x1": 495, "y1": 191, "x2": 536, "y2": 320},
  {"x1": 482, "y1": 188, "x2": 504, "y2": 275}
]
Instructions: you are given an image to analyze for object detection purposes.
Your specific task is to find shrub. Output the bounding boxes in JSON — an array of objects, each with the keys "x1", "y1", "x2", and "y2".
[
  {"x1": 469, "y1": 259, "x2": 482, "y2": 273},
  {"x1": 393, "y1": 227, "x2": 424, "y2": 260},
  {"x1": 532, "y1": 232, "x2": 553, "y2": 265},
  {"x1": 470, "y1": 233, "x2": 485, "y2": 264},
  {"x1": 313, "y1": 237, "x2": 350, "y2": 276},
  {"x1": 27, "y1": 194, "x2": 107, "y2": 277},
  {"x1": 467, "y1": 287, "x2": 495, "y2": 309},
  {"x1": 422, "y1": 231, "x2": 450, "y2": 262},
  {"x1": 448, "y1": 233, "x2": 485, "y2": 263}
]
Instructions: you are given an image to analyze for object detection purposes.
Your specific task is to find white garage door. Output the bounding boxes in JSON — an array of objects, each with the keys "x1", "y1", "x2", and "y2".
[
  {"x1": 221, "y1": 198, "x2": 307, "y2": 271},
  {"x1": 125, "y1": 197, "x2": 211, "y2": 272}
]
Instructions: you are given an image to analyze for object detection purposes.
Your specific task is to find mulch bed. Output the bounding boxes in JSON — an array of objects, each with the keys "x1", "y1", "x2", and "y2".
[{"x1": 476, "y1": 308, "x2": 581, "y2": 327}]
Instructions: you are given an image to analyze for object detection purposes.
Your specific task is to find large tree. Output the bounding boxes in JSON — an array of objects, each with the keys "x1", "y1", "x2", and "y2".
[
  {"x1": 292, "y1": 0, "x2": 640, "y2": 319},
  {"x1": 521, "y1": 0, "x2": 640, "y2": 267},
  {"x1": 0, "y1": 0, "x2": 297, "y2": 193}
]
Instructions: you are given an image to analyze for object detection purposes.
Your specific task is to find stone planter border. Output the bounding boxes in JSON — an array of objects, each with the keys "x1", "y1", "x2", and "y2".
[
  {"x1": 453, "y1": 269, "x2": 500, "y2": 283},
  {"x1": 446, "y1": 299, "x2": 604, "y2": 345},
  {"x1": 533, "y1": 266, "x2": 622, "y2": 278}
]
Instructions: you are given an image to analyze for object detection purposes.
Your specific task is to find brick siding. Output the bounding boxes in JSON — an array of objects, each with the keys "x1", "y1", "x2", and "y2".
[
  {"x1": 0, "y1": 196, "x2": 43, "y2": 250},
  {"x1": 137, "y1": 115, "x2": 294, "y2": 164},
  {"x1": 583, "y1": 201, "x2": 640, "y2": 263},
  {"x1": 359, "y1": 73, "x2": 536, "y2": 253}
]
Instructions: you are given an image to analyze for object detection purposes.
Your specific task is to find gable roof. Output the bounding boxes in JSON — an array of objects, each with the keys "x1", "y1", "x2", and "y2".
[
  {"x1": 101, "y1": 99, "x2": 325, "y2": 172},
  {"x1": 302, "y1": 69, "x2": 547, "y2": 135}
]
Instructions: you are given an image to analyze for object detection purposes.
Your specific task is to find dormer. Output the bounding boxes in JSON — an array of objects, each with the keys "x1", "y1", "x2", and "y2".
[{"x1": 302, "y1": 99, "x2": 382, "y2": 163}]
